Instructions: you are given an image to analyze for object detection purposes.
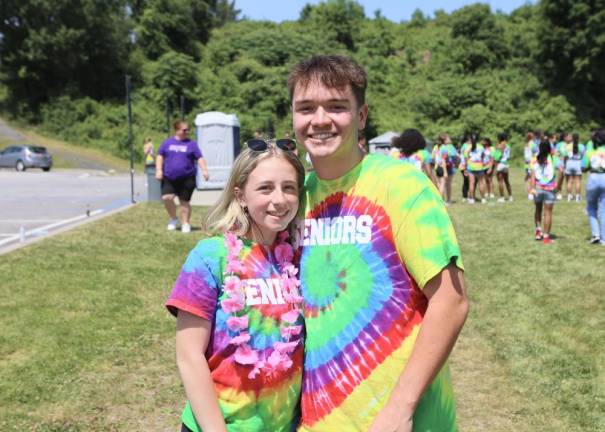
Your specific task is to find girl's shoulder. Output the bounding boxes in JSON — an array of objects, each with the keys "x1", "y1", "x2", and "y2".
[{"x1": 191, "y1": 235, "x2": 229, "y2": 262}]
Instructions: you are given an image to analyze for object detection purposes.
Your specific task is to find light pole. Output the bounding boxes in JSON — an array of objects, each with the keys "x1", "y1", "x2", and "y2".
[{"x1": 126, "y1": 75, "x2": 135, "y2": 204}]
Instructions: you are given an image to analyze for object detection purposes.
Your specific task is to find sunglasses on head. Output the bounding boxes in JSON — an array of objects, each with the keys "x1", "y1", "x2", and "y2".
[{"x1": 246, "y1": 138, "x2": 297, "y2": 152}]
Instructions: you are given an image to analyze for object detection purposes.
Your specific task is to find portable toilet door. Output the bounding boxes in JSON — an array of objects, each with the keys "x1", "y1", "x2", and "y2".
[{"x1": 194, "y1": 111, "x2": 240, "y2": 190}]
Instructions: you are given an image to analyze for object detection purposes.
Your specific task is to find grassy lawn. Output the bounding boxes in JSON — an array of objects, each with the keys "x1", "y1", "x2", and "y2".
[{"x1": 0, "y1": 168, "x2": 603, "y2": 431}]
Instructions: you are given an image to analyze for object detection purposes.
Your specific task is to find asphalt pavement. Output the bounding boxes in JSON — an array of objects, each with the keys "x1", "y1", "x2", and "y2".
[
  {"x1": 0, "y1": 168, "x2": 223, "y2": 254},
  {"x1": 0, "y1": 169, "x2": 147, "y2": 253}
]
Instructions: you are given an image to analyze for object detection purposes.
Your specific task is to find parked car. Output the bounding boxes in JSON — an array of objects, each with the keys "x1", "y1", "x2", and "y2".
[{"x1": 0, "y1": 144, "x2": 53, "y2": 171}]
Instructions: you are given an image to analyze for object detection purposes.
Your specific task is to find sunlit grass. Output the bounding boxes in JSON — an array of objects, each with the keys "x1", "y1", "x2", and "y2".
[{"x1": 0, "y1": 168, "x2": 603, "y2": 431}]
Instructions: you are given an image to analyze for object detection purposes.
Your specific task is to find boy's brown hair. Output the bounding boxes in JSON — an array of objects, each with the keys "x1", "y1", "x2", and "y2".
[{"x1": 287, "y1": 55, "x2": 367, "y2": 108}]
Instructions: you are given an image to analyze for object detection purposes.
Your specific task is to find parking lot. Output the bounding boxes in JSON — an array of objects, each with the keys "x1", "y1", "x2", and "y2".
[{"x1": 0, "y1": 169, "x2": 147, "y2": 253}]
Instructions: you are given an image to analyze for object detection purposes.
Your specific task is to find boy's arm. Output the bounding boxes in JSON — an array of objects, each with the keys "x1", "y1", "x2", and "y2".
[{"x1": 369, "y1": 264, "x2": 469, "y2": 432}]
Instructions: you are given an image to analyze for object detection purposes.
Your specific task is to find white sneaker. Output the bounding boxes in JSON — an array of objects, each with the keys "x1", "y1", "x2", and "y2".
[
  {"x1": 508, "y1": 196, "x2": 514, "y2": 202},
  {"x1": 167, "y1": 218, "x2": 179, "y2": 231},
  {"x1": 181, "y1": 223, "x2": 191, "y2": 233},
  {"x1": 462, "y1": 198, "x2": 467, "y2": 203},
  {"x1": 481, "y1": 198, "x2": 487, "y2": 204},
  {"x1": 556, "y1": 193, "x2": 563, "y2": 200},
  {"x1": 467, "y1": 198, "x2": 475, "y2": 204},
  {"x1": 575, "y1": 195, "x2": 581, "y2": 202},
  {"x1": 567, "y1": 194, "x2": 573, "y2": 202},
  {"x1": 497, "y1": 197, "x2": 505, "y2": 203},
  {"x1": 489, "y1": 193, "x2": 495, "y2": 199},
  {"x1": 528, "y1": 193, "x2": 534, "y2": 201}
]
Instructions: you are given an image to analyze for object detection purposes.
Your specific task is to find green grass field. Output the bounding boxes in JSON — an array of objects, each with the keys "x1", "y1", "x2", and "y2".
[{"x1": 0, "y1": 168, "x2": 603, "y2": 431}]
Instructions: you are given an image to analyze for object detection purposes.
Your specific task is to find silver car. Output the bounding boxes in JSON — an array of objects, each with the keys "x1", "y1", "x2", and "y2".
[{"x1": 0, "y1": 144, "x2": 53, "y2": 171}]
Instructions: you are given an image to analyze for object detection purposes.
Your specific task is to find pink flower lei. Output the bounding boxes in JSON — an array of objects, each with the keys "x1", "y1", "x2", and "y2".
[{"x1": 220, "y1": 231, "x2": 303, "y2": 379}]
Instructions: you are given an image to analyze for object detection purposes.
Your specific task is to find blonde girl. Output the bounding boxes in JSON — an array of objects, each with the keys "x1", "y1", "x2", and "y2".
[{"x1": 166, "y1": 139, "x2": 306, "y2": 432}]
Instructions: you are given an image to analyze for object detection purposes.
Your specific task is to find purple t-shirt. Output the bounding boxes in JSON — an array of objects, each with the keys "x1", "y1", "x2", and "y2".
[{"x1": 158, "y1": 137, "x2": 203, "y2": 180}]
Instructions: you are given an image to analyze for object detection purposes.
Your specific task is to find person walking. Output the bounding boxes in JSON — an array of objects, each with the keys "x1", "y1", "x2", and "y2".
[
  {"x1": 583, "y1": 128, "x2": 605, "y2": 244},
  {"x1": 530, "y1": 138, "x2": 563, "y2": 244},
  {"x1": 156, "y1": 120, "x2": 209, "y2": 233}
]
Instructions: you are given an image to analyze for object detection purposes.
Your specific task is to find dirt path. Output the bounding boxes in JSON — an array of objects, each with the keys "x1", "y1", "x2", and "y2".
[{"x1": 0, "y1": 117, "x2": 124, "y2": 172}]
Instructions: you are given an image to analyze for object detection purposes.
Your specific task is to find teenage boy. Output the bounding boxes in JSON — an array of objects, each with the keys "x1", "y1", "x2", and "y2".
[{"x1": 290, "y1": 55, "x2": 469, "y2": 432}]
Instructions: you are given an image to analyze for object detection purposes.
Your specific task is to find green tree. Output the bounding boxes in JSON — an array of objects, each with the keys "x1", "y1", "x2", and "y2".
[
  {"x1": 299, "y1": 0, "x2": 366, "y2": 51},
  {"x1": 448, "y1": 4, "x2": 509, "y2": 72},
  {"x1": 537, "y1": 0, "x2": 605, "y2": 121},
  {"x1": 0, "y1": 0, "x2": 132, "y2": 114},
  {"x1": 134, "y1": 0, "x2": 239, "y2": 60},
  {"x1": 147, "y1": 51, "x2": 198, "y2": 104}
]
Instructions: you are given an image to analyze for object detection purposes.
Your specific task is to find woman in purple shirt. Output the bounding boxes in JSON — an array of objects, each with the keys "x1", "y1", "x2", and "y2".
[{"x1": 156, "y1": 120, "x2": 209, "y2": 233}]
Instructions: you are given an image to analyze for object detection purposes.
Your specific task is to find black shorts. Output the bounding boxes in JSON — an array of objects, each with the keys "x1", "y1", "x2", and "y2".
[
  {"x1": 161, "y1": 175, "x2": 196, "y2": 202},
  {"x1": 436, "y1": 166, "x2": 454, "y2": 177}
]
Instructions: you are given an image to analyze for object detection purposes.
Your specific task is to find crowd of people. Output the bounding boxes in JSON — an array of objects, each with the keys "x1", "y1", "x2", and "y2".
[{"x1": 388, "y1": 128, "x2": 605, "y2": 245}]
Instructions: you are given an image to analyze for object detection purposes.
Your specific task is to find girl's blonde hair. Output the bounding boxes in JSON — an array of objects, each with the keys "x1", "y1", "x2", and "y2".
[{"x1": 204, "y1": 144, "x2": 305, "y2": 240}]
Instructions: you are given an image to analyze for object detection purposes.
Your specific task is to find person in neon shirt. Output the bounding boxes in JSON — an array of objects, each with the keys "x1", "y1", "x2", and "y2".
[
  {"x1": 582, "y1": 128, "x2": 605, "y2": 244},
  {"x1": 432, "y1": 133, "x2": 455, "y2": 204},
  {"x1": 530, "y1": 138, "x2": 564, "y2": 244},
  {"x1": 481, "y1": 137, "x2": 495, "y2": 199},
  {"x1": 392, "y1": 128, "x2": 438, "y2": 186},
  {"x1": 524, "y1": 131, "x2": 538, "y2": 200},
  {"x1": 166, "y1": 139, "x2": 306, "y2": 432},
  {"x1": 494, "y1": 132, "x2": 513, "y2": 202},
  {"x1": 289, "y1": 54, "x2": 468, "y2": 432},
  {"x1": 460, "y1": 132, "x2": 487, "y2": 204},
  {"x1": 563, "y1": 133, "x2": 586, "y2": 202},
  {"x1": 547, "y1": 132, "x2": 565, "y2": 201}
]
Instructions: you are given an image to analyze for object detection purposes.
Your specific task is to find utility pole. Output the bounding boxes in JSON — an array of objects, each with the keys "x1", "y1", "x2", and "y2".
[{"x1": 126, "y1": 75, "x2": 135, "y2": 204}]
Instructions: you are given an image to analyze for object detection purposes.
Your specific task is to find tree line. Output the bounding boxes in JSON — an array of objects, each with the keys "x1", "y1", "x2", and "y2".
[{"x1": 0, "y1": 0, "x2": 603, "y2": 160}]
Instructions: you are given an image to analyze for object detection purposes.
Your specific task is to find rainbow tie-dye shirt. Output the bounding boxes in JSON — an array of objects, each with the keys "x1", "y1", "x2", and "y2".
[
  {"x1": 166, "y1": 236, "x2": 304, "y2": 432},
  {"x1": 296, "y1": 154, "x2": 463, "y2": 431},
  {"x1": 400, "y1": 149, "x2": 431, "y2": 171},
  {"x1": 461, "y1": 144, "x2": 486, "y2": 171},
  {"x1": 530, "y1": 155, "x2": 562, "y2": 190},
  {"x1": 583, "y1": 147, "x2": 605, "y2": 173}
]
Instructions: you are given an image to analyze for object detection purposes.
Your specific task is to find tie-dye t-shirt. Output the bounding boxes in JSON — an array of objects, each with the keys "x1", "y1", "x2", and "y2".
[
  {"x1": 400, "y1": 149, "x2": 431, "y2": 171},
  {"x1": 531, "y1": 155, "x2": 562, "y2": 191},
  {"x1": 564, "y1": 143, "x2": 586, "y2": 160},
  {"x1": 524, "y1": 142, "x2": 538, "y2": 168},
  {"x1": 583, "y1": 147, "x2": 605, "y2": 173},
  {"x1": 432, "y1": 145, "x2": 453, "y2": 167},
  {"x1": 166, "y1": 236, "x2": 304, "y2": 432},
  {"x1": 296, "y1": 154, "x2": 463, "y2": 432},
  {"x1": 494, "y1": 145, "x2": 511, "y2": 167},
  {"x1": 586, "y1": 140, "x2": 594, "y2": 153},
  {"x1": 461, "y1": 143, "x2": 486, "y2": 171}
]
